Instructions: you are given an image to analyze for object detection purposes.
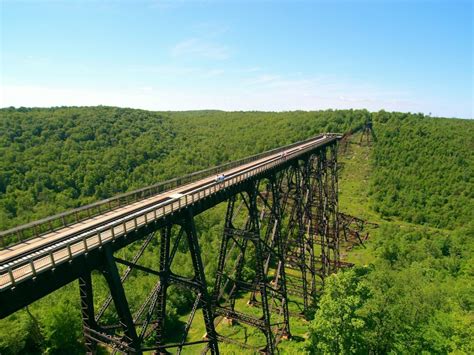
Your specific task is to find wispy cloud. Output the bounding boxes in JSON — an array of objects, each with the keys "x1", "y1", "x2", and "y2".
[
  {"x1": 171, "y1": 38, "x2": 231, "y2": 60},
  {"x1": 245, "y1": 74, "x2": 282, "y2": 86},
  {"x1": 21, "y1": 55, "x2": 50, "y2": 65},
  {"x1": 128, "y1": 64, "x2": 197, "y2": 76},
  {"x1": 192, "y1": 22, "x2": 230, "y2": 38},
  {"x1": 128, "y1": 64, "x2": 224, "y2": 79},
  {"x1": 241, "y1": 67, "x2": 262, "y2": 73},
  {"x1": 147, "y1": 0, "x2": 182, "y2": 10},
  {"x1": 202, "y1": 69, "x2": 225, "y2": 78}
]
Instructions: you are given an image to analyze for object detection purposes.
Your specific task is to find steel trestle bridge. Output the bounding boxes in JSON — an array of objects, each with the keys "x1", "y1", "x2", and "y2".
[{"x1": 0, "y1": 133, "x2": 342, "y2": 354}]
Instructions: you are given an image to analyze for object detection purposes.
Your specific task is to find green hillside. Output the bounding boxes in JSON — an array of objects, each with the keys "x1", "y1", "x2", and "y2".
[
  {"x1": 0, "y1": 107, "x2": 365, "y2": 231},
  {"x1": 0, "y1": 107, "x2": 472, "y2": 354},
  {"x1": 370, "y1": 111, "x2": 473, "y2": 229}
]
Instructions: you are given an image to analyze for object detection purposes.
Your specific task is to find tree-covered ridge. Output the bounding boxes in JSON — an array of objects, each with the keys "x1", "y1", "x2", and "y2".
[
  {"x1": 0, "y1": 106, "x2": 367, "y2": 231},
  {"x1": 370, "y1": 112, "x2": 473, "y2": 229}
]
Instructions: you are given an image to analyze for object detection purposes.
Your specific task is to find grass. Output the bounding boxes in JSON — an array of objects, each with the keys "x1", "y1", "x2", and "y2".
[
  {"x1": 338, "y1": 132, "x2": 452, "y2": 266},
  {"x1": 173, "y1": 291, "x2": 311, "y2": 355},
  {"x1": 338, "y1": 136, "x2": 379, "y2": 266}
]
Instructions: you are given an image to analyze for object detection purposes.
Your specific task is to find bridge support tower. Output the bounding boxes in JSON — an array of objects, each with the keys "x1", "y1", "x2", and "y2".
[
  {"x1": 72, "y1": 140, "x2": 340, "y2": 354},
  {"x1": 212, "y1": 177, "x2": 291, "y2": 353},
  {"x1": 77, "y1": 213, "x2": 219, "y2": 354}
]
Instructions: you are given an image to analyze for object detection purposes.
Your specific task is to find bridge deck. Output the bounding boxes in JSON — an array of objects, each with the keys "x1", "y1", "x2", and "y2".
[{"x1": 0, "y1": 134, "x2": 337, "y2": 295}]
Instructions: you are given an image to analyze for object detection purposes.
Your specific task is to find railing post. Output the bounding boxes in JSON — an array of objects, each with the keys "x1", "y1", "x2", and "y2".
[
  {"x1": 83, "y1": 237, "x2": 89, "y2": 254},
  {"x1": 30, "y1": 260, "x2": 37, "y2": 278},
  {"x1": 49, "y1": 251, "x2": 56, "y2": 268},
  {"x1": 98, "y1": 230, "x2": 103, "y2": 247},
  {"x1": 8, "y1": 267, "x2": 15, "y2": 287}
]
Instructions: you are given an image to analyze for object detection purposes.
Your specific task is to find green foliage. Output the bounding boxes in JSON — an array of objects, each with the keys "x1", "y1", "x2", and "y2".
[
  {"x1": 370, "y1": 113, "x2": 474, "y2": 229},
  {"x1": 309, "y1": 224, "x2": 474, "y2": 354},
  {"x1": 309, "y1": 269, "x2": 370, "y2": 354},
  {"x1": 0, "y1": 291, "x2": 84, "y2": 355},
  {"x1": 40, "y1": 299, "x2": 83, "y2": 354},
  {"x1": 0, "y1": 310, "x2": 42, "y2": 355}
]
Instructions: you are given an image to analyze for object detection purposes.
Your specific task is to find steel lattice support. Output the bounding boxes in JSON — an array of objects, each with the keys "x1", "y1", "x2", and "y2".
[
  {"x1": 84, "y1": 246, "x2": 143, "y2": 353},
  {"x1": 149, "y1": 212, "x2": 219, "y2": 354},
  {"x1": 180, "y1": 211, "x2": 219, "y2": 354},
  {"x1": 309, "y1": 146, "x2": 339, "y2": 282},
  {"x1": 154, "y1": 225, "x2": 170, "y2": 353},
  {"x1": 282, "y1": 144, "x2": 340, "y2": 315},
  {"x1": 359, "y1": 118, "x2": 375, "y2": 146},
  {"x1": 266, "y1": 174, "x2": 291, "y2": 341},
  {"x1": 79, "y1": 272, "x2": 98, "y2": 354},
  {"x1": 79, "y1": 247, "x2": 142, "y2": 354},
  {"x1": 253, "y1": 175, "x2": 291, "y2": 342},
  {"x1": 77, "y1": 213, "x2": 219, "y2": 355},
  {"x1": 212, "y1": 177, "x2": 290, "y2": 354},
  {"x1": 324, "y1": 144, "x2": 340, "y2": 276},
  {"x1": 283, "y1": 159, "x2": 317, "y2": 313},
  {"x1": 338, "y1": 212, "x2": 378, "y2": 251}
]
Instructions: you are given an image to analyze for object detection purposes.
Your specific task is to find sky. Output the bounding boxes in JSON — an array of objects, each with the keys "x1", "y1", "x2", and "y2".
[{"x1": 0, "y1": 0, "x2": 472, "y2": 118}]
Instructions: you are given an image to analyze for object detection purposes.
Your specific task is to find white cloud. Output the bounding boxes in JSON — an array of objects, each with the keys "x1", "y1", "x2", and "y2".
[
  {"x1": 245, "y1": 74, "x2": 282, "y2": 86},
  {"x1": 202, "y1": 69, "x2": 225, "y2": 78},
  {"x1": 171, "y1": 38, "x2": 230, "y2": 60},
  {"x1": 242, "y1": 67, "x2": 262, "y2": 73},
  {"x1": 127, "y1": 64, "x2": 224, "y2": 78},
  {"x1": 128, "y1": 64, "x2": 198, "y2": 76}
]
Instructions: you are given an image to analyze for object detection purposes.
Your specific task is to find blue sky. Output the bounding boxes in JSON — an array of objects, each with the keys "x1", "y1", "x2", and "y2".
[{"x1": 1, "y1": 0, "x2": 472, "y2": 118}]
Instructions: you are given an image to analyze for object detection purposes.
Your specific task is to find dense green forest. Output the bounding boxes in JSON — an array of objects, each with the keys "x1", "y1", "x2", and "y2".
[
  {"x1": 0, "y1": 106, "x2": 363, "y2": 231},
  {"x1": 370, "y1": 111, "x2": 473, "y2": 229},
  {"x1": 0, "y1": 107, "x2": 472, "y2": 354}
]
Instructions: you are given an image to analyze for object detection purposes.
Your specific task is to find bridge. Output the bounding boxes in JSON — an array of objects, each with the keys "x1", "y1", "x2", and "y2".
[{"x1": 0, "y1": 133, "x2": 342, "y2": 354}]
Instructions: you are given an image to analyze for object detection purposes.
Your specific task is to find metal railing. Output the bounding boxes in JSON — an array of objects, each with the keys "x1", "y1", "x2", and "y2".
[{"x1": 0, "y1": 133, "x2": 339, "y2": 248}]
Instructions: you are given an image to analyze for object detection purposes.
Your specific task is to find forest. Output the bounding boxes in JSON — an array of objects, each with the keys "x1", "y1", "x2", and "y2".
[
  {"x1": 0, "y1": 107, "x2": 472, "y2": 354},
  {"x1": 370, "y1": 111, "x2": 473, "y2": 229},
  {"x1": 0, "y1": 107, "x2": 364, "y2": 231}
]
